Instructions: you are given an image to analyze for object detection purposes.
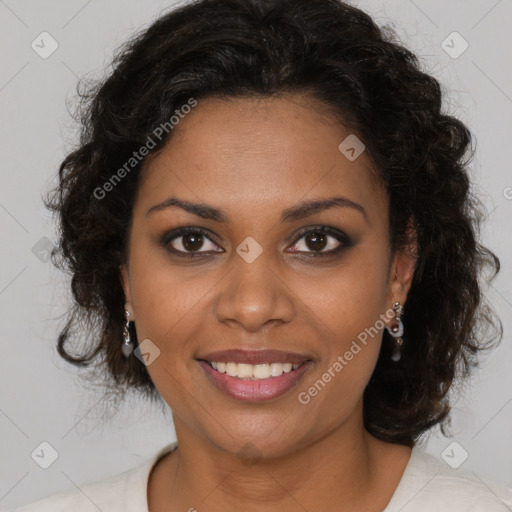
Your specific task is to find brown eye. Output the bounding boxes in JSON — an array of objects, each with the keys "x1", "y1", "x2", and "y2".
[
  {"x1": 181, "y1": 232, "x2": 206, "y2": 252},
  {"x1": 288, "y1": 227, "x2": 351, "y2": 258},
  {"x1": 162, "y1": 228, "x2": 222, "y2": 257},
  {"x1": 303, "y1": 231, "x2": 329, "y2": 252}
]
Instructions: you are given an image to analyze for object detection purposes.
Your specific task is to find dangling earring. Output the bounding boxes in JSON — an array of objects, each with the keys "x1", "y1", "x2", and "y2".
[
  {"x1": 122, "y1": 305, "x2": 134, "y2": 358},
  {"x1": 386, "y1": 301, "x2": 404, "y2": 362}
]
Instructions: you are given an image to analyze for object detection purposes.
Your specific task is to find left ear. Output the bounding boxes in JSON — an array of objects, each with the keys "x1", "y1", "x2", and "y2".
[
  {"x1": 119, "y1": 262, "x2": 135, "y2": 321},
  {"x1": 387, "y1": 218, "x2": 418, "y2": 306}
]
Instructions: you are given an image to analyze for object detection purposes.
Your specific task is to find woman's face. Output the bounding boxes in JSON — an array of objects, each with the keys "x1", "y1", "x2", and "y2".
[{"x1": 121, "y1": 93, "x2": 415, "y2": 458}]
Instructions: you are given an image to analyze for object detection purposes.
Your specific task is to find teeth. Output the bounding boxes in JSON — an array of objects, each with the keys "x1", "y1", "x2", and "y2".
[
  {"x1": 208, "y1": 361, "x2": 302, "y2": 379},
  {"x1": 254, "y1": 364, "x2": 271, "y2": 379},
  {"x1": 237, "y1": 363, "x2": 253, "y2": 378},
  {"x1": 226, "y1": 362, "x2": 238, "y2": 377}
]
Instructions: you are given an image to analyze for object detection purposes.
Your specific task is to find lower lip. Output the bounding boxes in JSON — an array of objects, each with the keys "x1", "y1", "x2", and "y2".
[{"x1": 198, "y1": 360, "x2": 313, "y2": 402}]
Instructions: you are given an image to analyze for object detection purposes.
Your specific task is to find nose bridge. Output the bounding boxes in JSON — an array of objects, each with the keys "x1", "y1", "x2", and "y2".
[{"x1": 215, "y1": 245, "x2": 294, "y2": 331}]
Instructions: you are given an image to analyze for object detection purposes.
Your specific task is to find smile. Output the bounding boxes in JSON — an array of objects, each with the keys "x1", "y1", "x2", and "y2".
[{"x1": 197, "y1": 357, "x2": 313, "y2": 402}]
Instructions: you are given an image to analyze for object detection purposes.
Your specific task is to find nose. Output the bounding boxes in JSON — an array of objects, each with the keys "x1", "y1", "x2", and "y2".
[{"x1": 214, "y1": 252, "x2": 295, "y2": 333}]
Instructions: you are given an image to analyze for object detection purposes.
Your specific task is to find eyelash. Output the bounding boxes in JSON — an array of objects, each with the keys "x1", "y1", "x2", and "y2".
[{"x1": 160, "y1": 226, "x2": 351, "y2": 259}]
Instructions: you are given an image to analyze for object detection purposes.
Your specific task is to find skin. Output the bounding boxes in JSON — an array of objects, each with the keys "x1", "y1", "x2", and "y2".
[{"x1": 120, "y1": 93, "x2": 417, "y2": 512}]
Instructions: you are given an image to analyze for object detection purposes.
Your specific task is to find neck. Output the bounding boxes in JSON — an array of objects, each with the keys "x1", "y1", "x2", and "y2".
[{"x1": 149, "y1": 402, "x2": 412, "y2": 512}]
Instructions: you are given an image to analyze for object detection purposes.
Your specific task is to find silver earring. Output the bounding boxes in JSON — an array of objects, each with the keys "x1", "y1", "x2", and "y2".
[
  {"x1": 122, "y1": 306, "x2": 134, "y2": 358},
  {"x1": 385, "y1": 301, "x2": 404, "y2": 362}
]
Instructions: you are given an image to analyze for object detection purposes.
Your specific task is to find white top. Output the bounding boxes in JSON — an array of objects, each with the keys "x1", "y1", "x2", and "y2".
[{"x1": 13, "y1": 442, "x2": 512, "y2": 511}]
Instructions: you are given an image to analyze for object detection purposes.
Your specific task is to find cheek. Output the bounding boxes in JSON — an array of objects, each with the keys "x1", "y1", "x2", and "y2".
[
  {"x1": 130, "y1": 242, "x2": 203, "y2": 350},
  {"x1": 297, "y1": 245, "x2": 390, "y2": 341},
  {"x1": 295, "y1": 277, "x2": 386, "y2": 422},
  {"x1": 293, "y1": 246, "x2": 389, "y2": 399}
]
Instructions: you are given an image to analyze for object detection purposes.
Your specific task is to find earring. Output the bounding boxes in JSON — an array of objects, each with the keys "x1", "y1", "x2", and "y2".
[
  {"x1": 121, "y1": 305, "x2": 134, "y2": 358},
  {"x1": 386, "y1": 301, "x2": 404, "y2": 362}
]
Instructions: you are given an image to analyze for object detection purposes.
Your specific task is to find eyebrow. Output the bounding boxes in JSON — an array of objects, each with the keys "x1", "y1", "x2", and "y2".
[{"x1": 146, "y1": 195, "x2": 368, "y2": 223}]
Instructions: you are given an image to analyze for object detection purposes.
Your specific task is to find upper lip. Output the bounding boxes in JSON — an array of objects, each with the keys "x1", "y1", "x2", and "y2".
[{"x1": 196, "y1": 349, "x2": 312, "y2": 365}]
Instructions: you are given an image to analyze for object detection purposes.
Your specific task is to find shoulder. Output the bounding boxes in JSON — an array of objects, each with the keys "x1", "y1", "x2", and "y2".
[
  {"x1": 13, "y1": 443, "x2": 178, "y2": 512},
  {"x1": 385, "y1": 445, "x2": 512, "y2": 512},
  {"x1": 13, "y1": 465, "x2": 147, "y2": 512}
]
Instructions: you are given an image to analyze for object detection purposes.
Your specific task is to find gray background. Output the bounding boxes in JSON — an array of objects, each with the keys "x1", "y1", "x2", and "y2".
[{"x1": 1, "y1": 0, "x2": 511, "y2": 509}]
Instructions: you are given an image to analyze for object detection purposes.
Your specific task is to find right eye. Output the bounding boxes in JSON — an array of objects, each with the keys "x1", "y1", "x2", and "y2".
[{"x1": 161, "y1": 227, "x2": 223, "y2": 258}]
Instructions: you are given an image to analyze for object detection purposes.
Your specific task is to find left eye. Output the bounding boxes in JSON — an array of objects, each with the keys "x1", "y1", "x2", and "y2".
[{"x1": 288, "y1": 227, "x2": 347, "y2": 256}]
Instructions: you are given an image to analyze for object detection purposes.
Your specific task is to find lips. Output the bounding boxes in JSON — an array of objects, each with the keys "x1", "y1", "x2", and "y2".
[{"x1": 196, "y1": 349, "x2": 314, "y2": 402}]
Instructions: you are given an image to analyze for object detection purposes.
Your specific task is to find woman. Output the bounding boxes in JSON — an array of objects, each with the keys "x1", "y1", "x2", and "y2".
[{"x1": 15, "y1": 0, "x2": 512, "y2": 510}]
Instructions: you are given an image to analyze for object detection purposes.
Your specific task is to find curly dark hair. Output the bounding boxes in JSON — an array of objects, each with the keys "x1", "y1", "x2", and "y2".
[{"x1": 46, "y1": 0, "x2": 502, "y2": 445}]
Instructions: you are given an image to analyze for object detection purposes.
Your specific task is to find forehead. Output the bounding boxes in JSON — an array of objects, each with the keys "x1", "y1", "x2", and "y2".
[{"x1": 136, "y1": 93, "x2": 386, "y2": 222}]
